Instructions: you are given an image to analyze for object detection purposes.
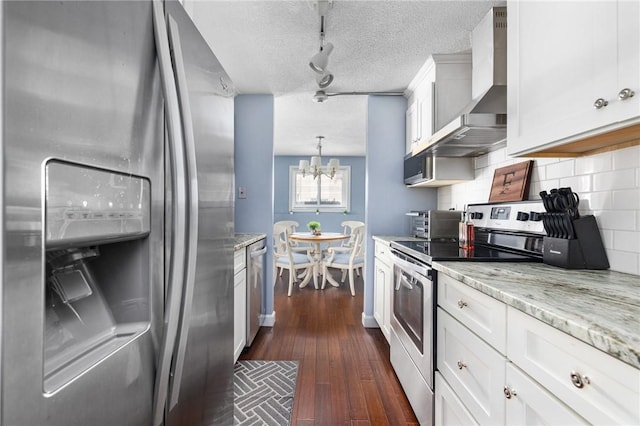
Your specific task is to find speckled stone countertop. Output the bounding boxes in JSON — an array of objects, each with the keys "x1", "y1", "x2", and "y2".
[
  {"x1": 433, "y1": 261, "x2": 640, "y2": 369},
  {"x1": 234, "y1": 233, "x2": 266, "y2": 251},
  {"x1": 372, "y1": 235, "x2": 425, "y2": 244}
]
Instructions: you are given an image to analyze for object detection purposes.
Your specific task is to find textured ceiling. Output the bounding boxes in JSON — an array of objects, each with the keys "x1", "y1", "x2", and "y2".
[{"x1": 186, "y1": 0, "x2": 502, "y2": 155}]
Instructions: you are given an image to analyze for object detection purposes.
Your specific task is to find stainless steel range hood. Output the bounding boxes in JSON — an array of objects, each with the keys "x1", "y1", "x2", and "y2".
[{"x1": 418, "y1": 7, "x2": 507, "y2": 158}]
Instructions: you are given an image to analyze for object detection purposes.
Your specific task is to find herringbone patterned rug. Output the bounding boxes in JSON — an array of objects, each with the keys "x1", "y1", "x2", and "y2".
[{"x1": 233, "y1": 360, "x2": 298, "y2": 426}]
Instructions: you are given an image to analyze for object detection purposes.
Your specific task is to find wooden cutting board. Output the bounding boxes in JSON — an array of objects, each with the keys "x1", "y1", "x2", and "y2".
[{"x1": 488, "y1": 160, "x2": 534, "y2": 202}]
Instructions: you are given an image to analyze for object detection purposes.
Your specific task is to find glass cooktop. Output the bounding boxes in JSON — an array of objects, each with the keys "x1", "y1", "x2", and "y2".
[{"x1": 390, "y1": 239, "x2": 541, "y2": 264}]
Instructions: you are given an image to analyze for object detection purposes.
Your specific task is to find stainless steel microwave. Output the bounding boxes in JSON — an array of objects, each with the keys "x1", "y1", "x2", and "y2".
[
  {"x1": 403, "y1": 152, "x2": 427, "y2": 185},
  {"x1": 404, "y1": 153, "x2": 474, "y2": 187}
]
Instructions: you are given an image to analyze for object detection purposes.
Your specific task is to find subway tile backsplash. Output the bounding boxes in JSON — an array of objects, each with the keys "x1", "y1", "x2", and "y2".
[{"x1": 437, "y1": 145, "x2": 640, "y2": 276}]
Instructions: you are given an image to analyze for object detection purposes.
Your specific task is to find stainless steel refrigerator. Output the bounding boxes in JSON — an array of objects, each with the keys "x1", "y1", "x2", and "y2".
[{"x1": 0, "y1": 1, "x2": 235, "y2": 425}]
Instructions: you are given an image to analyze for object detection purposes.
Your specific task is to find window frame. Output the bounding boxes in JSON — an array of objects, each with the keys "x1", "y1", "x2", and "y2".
[{"x1": 288, "y1": 165, "x2": 351, "y2": 213}]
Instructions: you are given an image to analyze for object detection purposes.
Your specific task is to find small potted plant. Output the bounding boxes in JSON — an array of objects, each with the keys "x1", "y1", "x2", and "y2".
[{"x1": 307, "y1": 221, "x2": 321, "y2": 235}]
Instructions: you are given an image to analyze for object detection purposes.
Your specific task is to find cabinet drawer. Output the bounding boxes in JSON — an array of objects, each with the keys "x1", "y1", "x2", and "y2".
[
  {"x1": 507, "y1": 307, "x2": 640, "y2": 425},
  {"x1": 374, "y1": 241, "x2": 391, "y2": 263},
  {"x1": 437, "y1": 308, "x2": 506, "y2": 425},
  {"x1": 435, "y1": 371, "x2": 478, "y2": 426},
  {"x1": 438, "y1": 273, "x2": 507, "y2": 353},
  {"x1": 234, "y1": 247, "x2": 246, "y2": 275},
  {"x1": 505, "y1": 363, "x2": 588, "y2": 425}
]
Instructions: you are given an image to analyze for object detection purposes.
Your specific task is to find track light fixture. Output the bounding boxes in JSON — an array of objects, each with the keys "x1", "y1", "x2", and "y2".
[
  {"x1": 315, "y1": 69, "x2": 334, "y2": 89},
  {"x1": 309, "y1": 42, "x2": 333, "y2": 74},
  {"x1": 309, "y1": 1, "x2": 334, "y2": 89}
]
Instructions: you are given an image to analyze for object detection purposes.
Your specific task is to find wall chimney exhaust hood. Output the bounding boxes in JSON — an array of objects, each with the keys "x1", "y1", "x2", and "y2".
[{"x1": 415, "y1": 7, "x2": 507, "y2": 158}]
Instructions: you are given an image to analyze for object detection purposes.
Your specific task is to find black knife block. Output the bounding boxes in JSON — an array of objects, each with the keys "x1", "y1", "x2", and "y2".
[{"x1": 543, "y1": 215, "x2": 609, "y2": 269}]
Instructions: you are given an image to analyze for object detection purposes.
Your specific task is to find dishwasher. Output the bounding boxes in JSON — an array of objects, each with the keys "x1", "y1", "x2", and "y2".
[{"x1": 246, "y1": 238, "x2": 267, "y2": 346}]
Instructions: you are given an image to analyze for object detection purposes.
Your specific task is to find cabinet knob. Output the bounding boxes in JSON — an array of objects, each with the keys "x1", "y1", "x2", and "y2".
[
  {"x1": 457, "y1": 360, "x2": 467, "y2": 370},
  {"x1": 503, "y1": 386, "x2": 517, "y2": 399},
  {"x1": 593, "y1": 98, "x2": 609, "y2": 109},
  {"x1": 618, "y1": 88, "x2": 635, "y2": 100},
  {"x1": 570, "y1": 371, "x2": 590, "y2": 389},
  {"x1": 457, "y1": 300, "x2": 468, "y2": 309}
]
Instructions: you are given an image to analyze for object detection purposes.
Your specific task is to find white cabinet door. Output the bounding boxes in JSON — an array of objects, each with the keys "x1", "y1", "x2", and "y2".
[
  {"x1": 435, "y1": 372, "x2": 479, "y2": 426},
  {"x1": 373, "y1": 242, "x2": 392, "y2": 343},
  {"x1": 417, "y1": 81, "x2": 434, "y2": 142},
  {"x1": 233, "y1": 269, "x2": 247, "y2": 363},
  {"x1": 505, "y1": 363, "x2": 588, "y2": 426},
  {"x1": 507, "y1": 307, "x2": 640, "y2": 425},
  {"x1": 615, "y1": 0, "x2": 640, "y2": 123},
  {"x1": 406, "y1": 100, "x2": 420, "y2": 153},
  {"x1": 507, "y1": 1, "x2": 640, "y2": 156},
  {"x1": 437, "y1": 308, "x2": 506, "y2": 425}
]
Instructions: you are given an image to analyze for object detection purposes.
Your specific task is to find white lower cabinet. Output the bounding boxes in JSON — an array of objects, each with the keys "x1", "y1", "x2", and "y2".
[
  {"x1": 507, "y1": 307, "x2": 640, "y2": 425},
  {"x1": 373, "y1": 240, "x2": 392, "y2": 343},
  {"x1": 437, "y1": 308, "x2": 506, "y2": 425},
  {"x1": 233, "y1": 248, "x2": 247, "y2": 363},
  {"x1": 435, "y1": 273, "x2": 640, "y2": 426},
  {"x1": 505, "y1": 363, "x2": 588, "y2": 425},
  {"x1": 435, "y1": 371, "x2": 478, "y2": 426}
]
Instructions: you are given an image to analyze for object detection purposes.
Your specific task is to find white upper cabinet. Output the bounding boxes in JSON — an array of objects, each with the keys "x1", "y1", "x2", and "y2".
[
  {"x1": 405, "y1": 54, "x2": 471, "y2": 154},
  {"x1": 507, "y1": 1, "x2": 640, "y2": 157}
]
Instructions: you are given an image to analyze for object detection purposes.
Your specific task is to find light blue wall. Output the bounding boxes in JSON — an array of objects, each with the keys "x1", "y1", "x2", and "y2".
[
  {"x1": 363, "y1": 95, "x2": 437, "y2": 322},
  {"x1": 234, "y1": 95, "x2": 275, "y2": 315},
  {"x1": 234, "y1": 94, "x2": 437, "y2": 326},
  {"x1": 273, "y1": 156, "x2": 366, "y2": 231}
]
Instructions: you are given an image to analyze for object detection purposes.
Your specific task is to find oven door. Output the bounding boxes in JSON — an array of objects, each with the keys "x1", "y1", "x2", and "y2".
[{"x1": 390, "y1": 250, "x2": 434, "y2": 389}]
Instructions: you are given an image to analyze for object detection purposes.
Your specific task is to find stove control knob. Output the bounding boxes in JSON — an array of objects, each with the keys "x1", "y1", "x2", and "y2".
[
  {"x1": 529, "y1": 211, "x2": 543, "y2": 221},
  {"x1": 470, "y1": 212, "x2": 483, "y2": 220},
  {"x1": 516, "y1": 211, "x2": 530, "y2": 221}
]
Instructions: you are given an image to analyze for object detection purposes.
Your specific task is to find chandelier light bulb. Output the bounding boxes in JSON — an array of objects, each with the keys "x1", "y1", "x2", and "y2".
[{"x1": 300, "y1": 136, "x2": 339, "y2": 179}]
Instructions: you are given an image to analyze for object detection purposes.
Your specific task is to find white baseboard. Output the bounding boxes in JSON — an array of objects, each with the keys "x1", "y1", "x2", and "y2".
[
  {"x1": 361, "y1": 312, "x2": 380, "y2": 328},
  {"x1": 260, "y1": 311, "x2": 276, "y2": 327}
]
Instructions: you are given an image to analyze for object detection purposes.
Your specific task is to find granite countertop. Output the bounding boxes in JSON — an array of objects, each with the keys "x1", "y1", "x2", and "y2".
[
  {"x1": 234, "y1": 233, "x2": 266, "y2": 251},
  {"x1": 372, "y1": 235, "x2": 425, "y2": 244},
  {"x1": 433, "y1": 261, "x2": 640, "y2": 369}
]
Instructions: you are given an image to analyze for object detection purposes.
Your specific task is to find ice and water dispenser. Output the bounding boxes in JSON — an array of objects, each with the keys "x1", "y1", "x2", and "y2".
[{"x1": 44, "y1": 160, "x2": 152, "y2": 393}]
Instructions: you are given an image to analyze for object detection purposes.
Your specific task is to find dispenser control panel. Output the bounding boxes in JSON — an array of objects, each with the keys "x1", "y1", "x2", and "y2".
[{"x1": 45, "y1": 160, "x2": 150, "y2": 248}]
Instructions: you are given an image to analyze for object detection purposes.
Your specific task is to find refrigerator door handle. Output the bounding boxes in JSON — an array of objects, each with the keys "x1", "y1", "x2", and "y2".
[
  {"x1": 166, "y1": 15, "x2": 200, "y2": 411},
  {"x1": 151, "y1": 2, "x2": 189, "y2": 425}
]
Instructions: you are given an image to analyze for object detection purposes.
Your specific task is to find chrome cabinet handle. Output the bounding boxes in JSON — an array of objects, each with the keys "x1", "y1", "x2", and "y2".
[
  {"x1": 570, "y1": 371, "x2": 590, "y2": 388},
  {"x1": 457, "y1": 299, "x2": 468, "y2": 309},
  {"x1": 457, "y1": 360, "x2": 467, "y2": 370},
  {"x1": 618, "y1": 88, "x2": 635, "y2": 100},
  {"x1": 593, "y1": 98, "x2": 608, "y2": 109},
  {"x1": 504, "y1": 386, "x2": 517, "y2": 399}
]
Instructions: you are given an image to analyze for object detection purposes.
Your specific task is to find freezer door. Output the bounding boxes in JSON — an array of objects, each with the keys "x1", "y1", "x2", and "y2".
[
  {"x1": 1, "y1": 1, "x2": 164, "y2": 425},
  {"x1": 152, "y1": 1, "x2": 235, "y2": 425}
]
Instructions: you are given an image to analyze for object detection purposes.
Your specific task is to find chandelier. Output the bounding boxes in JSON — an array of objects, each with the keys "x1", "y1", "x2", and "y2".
[{"x1": 299, "y1": 136, "x2": 340, "y2": 179}]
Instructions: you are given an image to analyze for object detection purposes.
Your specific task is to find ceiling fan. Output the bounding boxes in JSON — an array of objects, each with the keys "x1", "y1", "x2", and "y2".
[{"x1": 312, "y1": 90, "x2": 404, "y2": 103}]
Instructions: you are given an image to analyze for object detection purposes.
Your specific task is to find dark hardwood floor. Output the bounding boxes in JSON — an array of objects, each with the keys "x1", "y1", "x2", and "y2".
[{"x1": 239, "y1": 269, "x2": 419, "y2": 425}]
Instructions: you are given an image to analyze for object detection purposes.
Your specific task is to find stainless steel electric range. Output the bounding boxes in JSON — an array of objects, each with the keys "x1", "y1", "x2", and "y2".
[{"x1": 387, "y1": 200, "x2": 545, "y2": 425}]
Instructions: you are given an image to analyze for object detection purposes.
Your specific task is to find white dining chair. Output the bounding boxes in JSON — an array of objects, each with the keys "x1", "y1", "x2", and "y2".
[
  {"x1": 273, "y1": 224, "x2": 314, "y2": 296},
  {"x1": 340, "y1": 221, "x2": 365, "y2": 249},
  {"x1": 321, "y1": 224, "x2": 365, "y2": 296},
  {"x1": 331, "y1": 220, "x2": 365, "y2": 281}
]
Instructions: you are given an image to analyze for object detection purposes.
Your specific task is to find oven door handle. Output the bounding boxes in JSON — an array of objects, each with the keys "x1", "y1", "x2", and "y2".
[
  {"x1": 391, "y1": 251, "x2": 431, "y2": 278},
  {"x1": 397, "y1": 273, "x2": 414, "y2": 291}
]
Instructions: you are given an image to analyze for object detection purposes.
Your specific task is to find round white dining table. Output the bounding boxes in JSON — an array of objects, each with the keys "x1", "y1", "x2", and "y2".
[{"x1": 288, "y1": 232, "x2": 349, "y2": 290}]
